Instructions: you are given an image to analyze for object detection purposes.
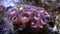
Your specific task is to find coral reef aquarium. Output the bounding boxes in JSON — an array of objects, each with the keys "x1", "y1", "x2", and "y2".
[{"x1": 0, "y1": 0, "x2": 60, "y2": 34}]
